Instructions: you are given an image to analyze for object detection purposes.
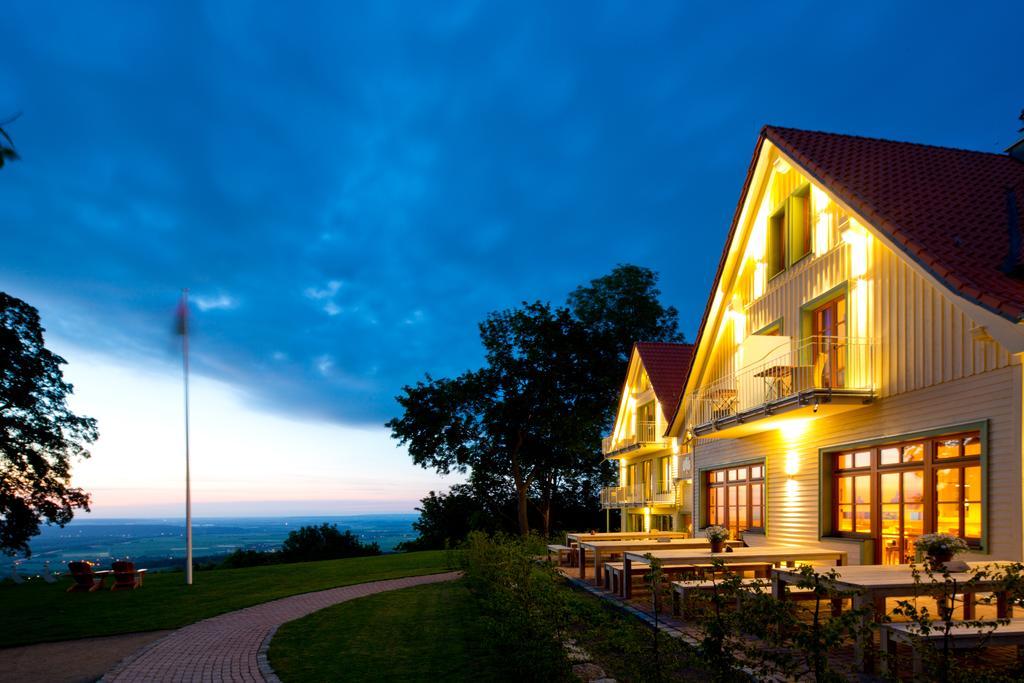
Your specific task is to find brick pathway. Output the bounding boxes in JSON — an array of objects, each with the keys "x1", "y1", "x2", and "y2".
[{"x1": 102, "y1": 571, "x2": 461, "y2": 682}]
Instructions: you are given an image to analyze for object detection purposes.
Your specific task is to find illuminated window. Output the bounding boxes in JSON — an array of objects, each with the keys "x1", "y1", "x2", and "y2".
[
  {"x1": 706, "y1": 463, "x2": 764, "y2": 537},
  {"x1": 658, "y1": 456, "x2": 673, "y2": 494},
  {"x1": 830, "y1": 431, "x2": 983, "y2": 556},
  {"x1": 651, "y1": 514, "x2": 674, "y2": 531}
]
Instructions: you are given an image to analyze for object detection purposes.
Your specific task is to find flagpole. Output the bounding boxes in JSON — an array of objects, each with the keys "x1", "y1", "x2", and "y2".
[{"x1": 181, "y1": 288, "x2": 193, "y2": 586}]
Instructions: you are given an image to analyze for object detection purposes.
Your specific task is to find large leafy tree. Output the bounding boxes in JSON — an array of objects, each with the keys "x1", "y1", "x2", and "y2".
[
  {"x1": 0, "y1": 293, "x2": 97, "y2": 556},
  {"x1": 388, "y1": 265, "x2": 681, "y2": 536}
]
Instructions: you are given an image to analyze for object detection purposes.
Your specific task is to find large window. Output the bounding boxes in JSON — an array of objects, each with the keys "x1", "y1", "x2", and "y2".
[
  {"x1": 651, "y1": 514, "x2": 673, "y2": 531},
  {"x1": 831, "y1": 431, "x2": 982, "y2": 563},
  {"x1": 706, "y1": 463, "x2": 764, "y2": 538}
]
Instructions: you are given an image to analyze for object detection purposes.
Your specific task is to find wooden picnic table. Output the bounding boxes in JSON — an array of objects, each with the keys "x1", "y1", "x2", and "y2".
[
  {"x1": 771, "y1": 561, "x2": 1019, "y2": 673},
  {"x1": 577, "y1": 538, "x2": 743, "y2": 583},
  {"x1": 620, "y1": 545, "x2": 847, "y2": 598},
  {"x1": 566, "y1": 531, "x2": 690, "y2": 544}
]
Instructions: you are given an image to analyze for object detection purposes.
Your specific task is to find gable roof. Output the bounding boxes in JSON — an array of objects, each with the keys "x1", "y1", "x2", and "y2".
[
  {"x1": 767, "y1": 126, "x2": 1024, "y2": 320},
  {"x1": 668, "y1": 125, "x2": 1024, "y2": 435},
  {"x1": 634, "y1": 342, "x2": 693, "y2": 421}
]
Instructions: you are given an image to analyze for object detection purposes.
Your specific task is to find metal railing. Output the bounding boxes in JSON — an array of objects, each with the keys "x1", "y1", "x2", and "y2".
[
  {"x1": 687, "y1": 335, "x2": 874, "y2": 430},
  {"x1": 600, "y1": 480, "x2": 675, "y2": 507},
  {"x1": 601, "y1": 420, "x2": 661, "y2": 456}
]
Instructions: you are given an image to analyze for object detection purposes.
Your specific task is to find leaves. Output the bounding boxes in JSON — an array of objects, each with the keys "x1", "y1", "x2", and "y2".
[
  {"x1": 0, "y1": 114, "x2": 20, "y2": 168},
  {"x1": 388, "y1": 265, "x2": 681, "y2": 535},
  {"x1": 0, "y1": 292, "x2": 97, "y2": 556}
]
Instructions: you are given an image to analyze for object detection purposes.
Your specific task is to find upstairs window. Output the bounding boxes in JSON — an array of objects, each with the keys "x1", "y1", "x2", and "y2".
[{"x1": 766, "y1": 184, "x2": 813, "y2": 279}]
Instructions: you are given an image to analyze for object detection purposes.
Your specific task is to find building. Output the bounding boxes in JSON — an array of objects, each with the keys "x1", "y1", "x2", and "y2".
[
  {"x1": 613, "y1": 125, "x2": 1024, "y2": 564},
  {"x1": 600, "y1": 342, "x2": 694, "y2": 533}
]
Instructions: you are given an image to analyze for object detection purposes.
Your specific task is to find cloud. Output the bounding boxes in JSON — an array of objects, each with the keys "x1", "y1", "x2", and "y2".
[
  {"x1": 0, "y1": 1, "x2": 1019, "y2": 428},
  {"x1": 194, "y1": 293, "x2": 238, "y2": 312}
]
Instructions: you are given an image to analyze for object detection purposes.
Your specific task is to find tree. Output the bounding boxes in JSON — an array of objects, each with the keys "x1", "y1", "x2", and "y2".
[
  {"x1": 0, "y1": 113, "x2": 20, "y2": 168},
  {"x1": 279, "y1": 523, "x2": 381, "y2": 562},
  {"x1": 0, "y1": 292, "x2": 97, "y2": 556},
  {"x1": 389, "y1": 265, "x2": 681, "y2": 536}
]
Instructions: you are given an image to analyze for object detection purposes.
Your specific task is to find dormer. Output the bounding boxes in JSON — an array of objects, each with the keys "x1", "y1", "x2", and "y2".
[{"x1": 602, "y1": 342, "x2": 693, "y2": 458}]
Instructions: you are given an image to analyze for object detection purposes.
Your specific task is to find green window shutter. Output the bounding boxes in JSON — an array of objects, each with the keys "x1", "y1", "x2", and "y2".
[{"x1": 788, "y1": 187, "x2": 810, "y2": 264}]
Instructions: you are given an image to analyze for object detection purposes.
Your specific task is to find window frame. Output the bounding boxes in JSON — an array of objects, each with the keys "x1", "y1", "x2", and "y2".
[
  {"x1": 820, "y1": 422, "x2": 987, "y2": 552},
  {"x1": 701, "y1": 461, "x2": 766, "y2": 536},
  {"x1": 658, "y1": 455, "x2": 673, "y2": 494}
]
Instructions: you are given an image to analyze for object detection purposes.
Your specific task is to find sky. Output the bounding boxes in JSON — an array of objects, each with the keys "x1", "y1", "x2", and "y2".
[{"x1": 0, "y1": 2, "x2": 1021, "y2": 516}]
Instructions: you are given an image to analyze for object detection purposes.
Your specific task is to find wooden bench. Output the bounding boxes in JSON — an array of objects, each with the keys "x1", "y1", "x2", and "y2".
[
  {"x1": 606, "y1": 561, "x2": 773, "y2": 597},
  {"x1": 881, "y1": 619, "x2": 1024, "y2": 677},
  {"x1": 546, "y1": 544, "x2": 573, "y2": 566},
  {"x1": 671, "y1": 578, "x2": 766, "y2": 617}
]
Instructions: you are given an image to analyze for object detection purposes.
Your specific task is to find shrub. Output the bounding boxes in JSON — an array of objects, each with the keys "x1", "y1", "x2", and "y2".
[
  {"x1": 280, "y1": 524, "x2": 381, "y2": 563},
  {"x1": 458, "y1": 532, "x2": 573, "y2": 681}
]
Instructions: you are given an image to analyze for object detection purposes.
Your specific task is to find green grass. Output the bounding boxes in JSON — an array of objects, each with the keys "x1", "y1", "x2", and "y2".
[
  {"x1": 0, "y1": 551, "x2": 450, "y2": 648},
  {"x1": 269, "y1": 579, "x2": 506, "y2": 682}
]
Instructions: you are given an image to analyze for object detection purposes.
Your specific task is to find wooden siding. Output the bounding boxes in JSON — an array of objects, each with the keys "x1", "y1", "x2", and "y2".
[
  {"x1": 689, "y1": 364, "x2": 1023, "y2": 563},
  {"x1": 692, "y1": 150, "x2": 1016, "y2": 404}
]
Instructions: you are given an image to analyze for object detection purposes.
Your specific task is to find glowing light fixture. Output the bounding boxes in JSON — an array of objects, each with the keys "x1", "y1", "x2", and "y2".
[
  {"x1": 773, "y1": 156, "x2": 792, "y2": 174},
  {"x1": 784, "y1": 451, "x2": 800, "y2": 477},
  {"x1": 842, "y1": 220, "x2": 869, "y2": 278}
]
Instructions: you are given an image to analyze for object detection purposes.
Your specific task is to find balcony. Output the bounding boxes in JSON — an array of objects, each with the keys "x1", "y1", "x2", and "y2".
[
  {"x1": 601, "y1": 420, "x2": 670, "y2": 459},
  {"x1": 599, "y1": 482, "x2": 676, "y2": 508},
  {"x1": 687, "y1": 335, "x2": 874, "y2": 439}
]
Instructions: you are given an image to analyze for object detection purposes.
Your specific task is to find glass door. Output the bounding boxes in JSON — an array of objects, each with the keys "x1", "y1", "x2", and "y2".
[
  {"x1": 642, "y1": 460, "x2": 653, "y2": 502},
  {"x1": 879, "y1": 469, "x2": 924, "y2": 565},
  {"x1": 811, "y1": 296, "x2": 846, "y2": 388}
]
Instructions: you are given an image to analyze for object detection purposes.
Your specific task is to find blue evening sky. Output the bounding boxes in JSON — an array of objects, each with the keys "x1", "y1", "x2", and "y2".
[{"x1": 0, "y1": 2, "x2": 1020, "y2": 513}]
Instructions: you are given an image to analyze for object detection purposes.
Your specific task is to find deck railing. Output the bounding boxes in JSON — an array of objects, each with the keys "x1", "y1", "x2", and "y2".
[
  {"x1": 601, "y1": 420, "x2": 661, "y2": 456},
  {"x1": 600, "y1": 480, "x2": 675, "y2": 508},
  {"x1": 687, "y1": 335, "x2": 874, "y2": 431}
]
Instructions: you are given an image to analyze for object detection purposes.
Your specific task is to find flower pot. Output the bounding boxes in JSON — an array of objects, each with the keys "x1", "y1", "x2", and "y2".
[
  {"x1": 710, "y1": 539, "x2": 725, "y2": 553},
  {"x1": 927, "y1": 551, "x2": 954, "y2": 570}
]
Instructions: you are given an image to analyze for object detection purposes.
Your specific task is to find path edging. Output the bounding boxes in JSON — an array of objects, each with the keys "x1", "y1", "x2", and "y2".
[{"x1": 257, "y1": 625, "x2": 282, "y2": 683}]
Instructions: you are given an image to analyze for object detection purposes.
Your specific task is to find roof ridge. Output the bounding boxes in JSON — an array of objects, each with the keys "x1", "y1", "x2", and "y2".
[{"x1": 763, "y1": 124, "x2": 1016, "y2": 160}]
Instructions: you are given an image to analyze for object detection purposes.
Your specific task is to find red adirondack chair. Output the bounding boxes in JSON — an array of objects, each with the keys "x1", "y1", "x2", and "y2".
[
  {"x1": 66, "y1": 561, "x2": 109, "y2": 592},
  {"x1": 110, "y1": 561, "x2": 147, "y2": 591}
]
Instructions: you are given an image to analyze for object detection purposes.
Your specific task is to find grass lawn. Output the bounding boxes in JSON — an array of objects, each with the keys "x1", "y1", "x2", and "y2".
[
  {"x1": 269, "y1": 579, "x2": 506, "y2": 682},
  {"x1": 0, "y1": 550, "x2": 450, "y2": 648}
]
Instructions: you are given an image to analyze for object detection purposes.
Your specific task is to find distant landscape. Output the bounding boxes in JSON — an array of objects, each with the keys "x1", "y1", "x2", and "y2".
[{"x1": 10, "y1": 515, "x2": 419, "y2": 577}]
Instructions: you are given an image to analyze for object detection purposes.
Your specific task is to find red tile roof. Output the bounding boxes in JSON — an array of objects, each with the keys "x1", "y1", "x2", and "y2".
[
  {"x1": 634, "y1": 342, "x2": 693, "y2": 421},
  {"x1": 767, "y1": 126, "x2": 1024, "y2": 320}
]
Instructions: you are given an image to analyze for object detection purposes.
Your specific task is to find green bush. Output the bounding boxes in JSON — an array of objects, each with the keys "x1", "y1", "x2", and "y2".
[
  {"x1": 280, "y1": 523, "x2": 381, "y2": 562},
  {"x1": 458, "y1": 532, "x2": 573, "y2": 681}
]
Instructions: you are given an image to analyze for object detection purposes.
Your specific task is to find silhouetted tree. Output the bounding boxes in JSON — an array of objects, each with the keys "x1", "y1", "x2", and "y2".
[
  {"x1": 279, "y1": 523, "x2": 380, "y2": 562},
  {"x1": 0, "y1": 114, "x2": 20, "y2": 168},
  {"x1": 389, "y1": 265, "x2": 681, "y2": 536},
  {"x1": 0, "y1": 292, "x2": 97, "y2": 556}
]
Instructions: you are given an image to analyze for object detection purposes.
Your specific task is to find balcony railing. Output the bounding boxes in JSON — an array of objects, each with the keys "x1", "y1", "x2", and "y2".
[
  {"x1": 601, "y1": 420, "x2": 662, "y2": 456},
  {"x1": 600, "y1": 481, "x2": 676, "y2": 508},
  {"x1": 687, "y1": 335, "x2": 874, "y2": 435}
]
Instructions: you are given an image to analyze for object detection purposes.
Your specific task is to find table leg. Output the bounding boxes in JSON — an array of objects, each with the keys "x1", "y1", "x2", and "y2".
[
  {"x1": 853, "y1": 592, "x2": 876, "y2": 674},
  {"x1": 771, "y1": 573, "x2": 785, "y2": 600},
  {"x1": 624, "y1": 557, "x2": 633, "y2": 599},
  {"x1": 594, "y1": 552, "x2": 602, "y2": 584},
  {"x1": 998, "y1": 590, "x2": 1012, "y2": 618},
  {"x1": 962, "y1": 590, "x2": 976, "y2": 620},
  {"x1": 579, "y1": 547, "x2": 586, "y2": 580}
]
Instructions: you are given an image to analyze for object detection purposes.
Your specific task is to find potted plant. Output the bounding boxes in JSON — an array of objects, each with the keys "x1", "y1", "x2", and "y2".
[
  {"x1": 914, "y1": 533, "x2": 970, "y2": 570},
  {"x1": 705, "y1": 525, "x2": 730, "y2": 553}
]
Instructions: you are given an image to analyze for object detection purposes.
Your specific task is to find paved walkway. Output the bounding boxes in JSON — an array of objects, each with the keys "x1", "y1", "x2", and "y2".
[{"x1": 102, "y1": 571, "x2": 461, "y2": 682}]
